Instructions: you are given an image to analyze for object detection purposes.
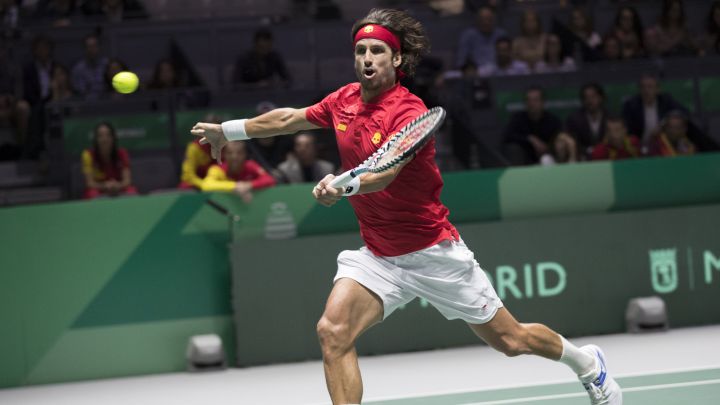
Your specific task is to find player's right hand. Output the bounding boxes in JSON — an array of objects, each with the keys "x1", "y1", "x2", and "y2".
[
  {"x1": 312, "y1": 174, "x2": 343, "y2": 207},
  {"x1": 191, "y1": 122, "x2": 227, "y2": 163}
]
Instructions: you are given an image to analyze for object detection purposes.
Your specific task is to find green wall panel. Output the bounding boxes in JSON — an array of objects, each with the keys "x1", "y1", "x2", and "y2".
[
  {"x1": 612, "y1": 154, "x2": 720, "y2": 211},
  {"x1": 73, "y1": 196, "x2": 231, "y2": 328},
  {"x1": 498, "y1": 161, "x2": 614, "y2": 219},
  {"x1": 27, "y1": 316, "x2": 234, "y2": 385},
  {"x1": 700, "y1": 76, "x2": 720, "y2": 112},
  {"x1": 0, "y1": 197, "x2": 171, "y2": 387}
]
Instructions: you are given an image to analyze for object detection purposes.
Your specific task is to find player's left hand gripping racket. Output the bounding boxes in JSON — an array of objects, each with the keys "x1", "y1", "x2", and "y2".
[{"x1": 329, "y1": 106, "x2": 446, "y2": 191}]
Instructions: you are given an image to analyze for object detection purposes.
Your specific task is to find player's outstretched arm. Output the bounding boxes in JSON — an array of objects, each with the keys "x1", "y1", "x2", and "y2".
[{"x1": 191, "y1": 107, "x2": 319, "y2": 162}]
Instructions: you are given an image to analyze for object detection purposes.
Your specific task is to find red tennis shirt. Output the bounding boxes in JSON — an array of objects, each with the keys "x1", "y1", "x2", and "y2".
[{"x1": 306, "y1": 82, "x2": 458, "y2": 257}]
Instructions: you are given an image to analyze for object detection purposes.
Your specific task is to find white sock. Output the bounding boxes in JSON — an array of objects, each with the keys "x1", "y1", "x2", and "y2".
[{"x1": 558, "y1": 336, "x2": 596, "y2": 376}]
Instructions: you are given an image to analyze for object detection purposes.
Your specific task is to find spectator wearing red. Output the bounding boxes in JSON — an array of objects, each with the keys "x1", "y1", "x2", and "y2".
[
  {"x1": 81, "y1": 122, "x2": 137, "y2": 199},
  {"x1": 591, "y1": 117, "x2": 641, "y2": 161},
  {"x1": 200, "y1": 141, "x2": 275, "y2": 203},
  {"x1": 179, "y1": 113, "x2": 218, "y2": 189},
  {"x1": 648, "y1": 111, "x2": 696, "y2": 157}
]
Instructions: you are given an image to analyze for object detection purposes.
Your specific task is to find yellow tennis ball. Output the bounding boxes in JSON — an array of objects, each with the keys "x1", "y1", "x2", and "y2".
[{"x1": 112, "y1": 71, "x2": 139, "y2": 94}]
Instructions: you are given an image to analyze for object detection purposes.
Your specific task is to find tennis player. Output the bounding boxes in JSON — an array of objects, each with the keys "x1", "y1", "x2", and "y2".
[{"x1": 192, "y1": 9, "x2": 622, "y2": 405}]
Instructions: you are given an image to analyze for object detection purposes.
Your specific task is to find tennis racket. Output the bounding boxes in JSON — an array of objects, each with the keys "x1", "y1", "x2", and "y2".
[{"x1": 329, "y1": 106, "x2": 446, "y2": 189}]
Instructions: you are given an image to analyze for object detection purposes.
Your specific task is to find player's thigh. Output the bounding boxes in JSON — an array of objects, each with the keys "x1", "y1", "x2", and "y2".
[
  {"x1": 320, "y1": 278, "x2": 384, "y2": 341},
  {"x1": 467, "y1": 307, "x2": 524, "y2": 349}
]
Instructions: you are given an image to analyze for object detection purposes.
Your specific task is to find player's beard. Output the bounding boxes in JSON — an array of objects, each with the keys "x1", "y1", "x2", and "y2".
[{"x1": 355, "y1": 64, "x2": 395, "y2": 93}]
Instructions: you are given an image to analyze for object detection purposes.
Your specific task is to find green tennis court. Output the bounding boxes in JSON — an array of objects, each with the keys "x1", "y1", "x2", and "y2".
[{"x1": 366, "y1": 367, "x2": 720, "y2": 405}]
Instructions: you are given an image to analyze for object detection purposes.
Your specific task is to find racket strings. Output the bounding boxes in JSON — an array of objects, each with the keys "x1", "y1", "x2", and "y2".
[{"x1": 372, "y1": 109, "x2": 442, "y2": 170}]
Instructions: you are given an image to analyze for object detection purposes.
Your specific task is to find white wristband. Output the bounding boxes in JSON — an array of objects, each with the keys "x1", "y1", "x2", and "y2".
[
  {"x1": 221, "y1": 119, "x2": 249, "y2": 141},
  {"x1": 342, "y1": 175, "x2": 361, "y2": 196}
]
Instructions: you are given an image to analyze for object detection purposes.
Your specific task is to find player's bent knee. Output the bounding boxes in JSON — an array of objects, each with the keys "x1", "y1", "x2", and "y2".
[{"x1": 316, "y1": 316, "x2": 353, "y2": 359}]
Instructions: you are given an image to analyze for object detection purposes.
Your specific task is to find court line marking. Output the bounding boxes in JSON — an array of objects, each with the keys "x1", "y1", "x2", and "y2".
[
  {"x1": 459, "y1": 378, "x2": 720, "y2": 405},
  {"x1": 358, "y1": 364, "x2": 720, "y2": 403}
]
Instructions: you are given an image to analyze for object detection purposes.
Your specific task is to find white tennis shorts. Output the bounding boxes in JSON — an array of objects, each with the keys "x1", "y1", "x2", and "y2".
[{"x1": 334, "y1": 238, "x2": 503, "y2": 324}]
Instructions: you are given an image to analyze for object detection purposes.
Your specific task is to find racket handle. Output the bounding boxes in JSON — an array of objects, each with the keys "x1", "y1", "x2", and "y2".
[{"x1": 329, "y1": 170, "x2": 354, "y2": 188}]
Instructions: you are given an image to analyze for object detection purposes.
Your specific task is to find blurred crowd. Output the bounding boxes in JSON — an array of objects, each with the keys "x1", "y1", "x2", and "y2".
[
  {"x1": 1, "y1": 0, "x2": 719, "y2": 202},
  {"x1": 451, "y1": 1, "x2": 720, "y2": 77}
]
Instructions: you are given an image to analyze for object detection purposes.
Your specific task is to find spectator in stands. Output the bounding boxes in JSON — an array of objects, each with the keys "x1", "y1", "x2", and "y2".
[
  {"x1": 200, "y1": 141, "x2": 276, "y2": 203},
  {"x1": 81, "y1": 122, "x2": 138, "y2": 199},
  {"x1": 103, "y1": 57, "x2": 127, "y2": 93},
  {"x1": 620, "y1": 33, "x2": 644, "y2": 59},
  {"x1": 147, "y1": 58, "x2": 183, "y2": 90},
  {"x1": 698, "y1": 1, "x2": 720, "y2": 56},
  {"x1": 455, "y1": 6, "x2": 506, "y2": 69},
  {"x1": 71, "y1": 33, "x2": 109, "y2": 99},
  {"x1": 566, "y1": 83, "x2": 608, "y2": 158},
  {"x1": 49, "y1": 64, "x2": 74, "y2": 102},
  {"x1": 34, "y1": 0, "x2": 78, "y2": 27},
  {"x1": 81, "y1": 0, "x2": 125, "y2": 22},
  {"x1": 478, "y1": 37, "x2": 530, "y2": 77},
  {"x1": 512, "y1": 9, "x2": 548, "y2": 69},
  {"x1": 601, "y1": 34, "x2": 622, "y2": 60},
  {"x1": 566, "y1": 8, "x2": 602, "y2": 61},
  {"x1": 648, "y1": 110, "x2": 696, "y2": 157},
  {"x1": 247, "y1": 101, "x2": 293, "y2": 177},
  {"x1": 278, "y1": 132, "x2": 335, "y2": 183},
  {"x1": 502, "y1": 87, "x2": 562, "y2": 165},
  {"x1": 102, "y1": 0, "x2": 125, "y2": 22},
  {"x1": 610, "y1": 6, "x2": 645, "y2": 57},
  {"x1": 590, "y1": 116, "x2": 641, "y2": 161},
  {"x1": 645, "y1": 0, "x2": 697, "y2": 57},
  {"x1": 22, "y1": 35, "x2": 56, "y2": 106},
  {"x1": 540, "y1": 132, "x2": 578, "y2": 165},
  {"x1": 534, "y1": 34, "x2": 576, "y2": 73},
  {"x1": 179, "y1": 113, "x2": 218, "y2": 190},
  {"x1": 21, "y1": 35, "x2": 60, "y2": 157},
  {"x1": 0, "y1": 44, "x2": 19, "y2": 97},
  {"x1": 0, "y1": 0, "x2": 20, "y2": 38},
  {"x1": 233, "y1": 28, "x2": 291, "y2": 88},
  {"x1": 622, "y1": 73, "x2": 688, "y2": 146},
  {"x1": 0, "y1": 93, "x2": 30, "y2": 160}
]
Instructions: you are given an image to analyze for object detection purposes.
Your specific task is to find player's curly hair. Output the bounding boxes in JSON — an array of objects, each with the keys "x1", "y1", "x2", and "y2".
[{"x1": 351, "y1": 8, "x2": 430, "y2": 77}]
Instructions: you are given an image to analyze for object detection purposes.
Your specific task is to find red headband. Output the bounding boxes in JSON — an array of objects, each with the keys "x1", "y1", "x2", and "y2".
[{"x1": 353, "y1": 24, "x2": 401, "y2": 51}]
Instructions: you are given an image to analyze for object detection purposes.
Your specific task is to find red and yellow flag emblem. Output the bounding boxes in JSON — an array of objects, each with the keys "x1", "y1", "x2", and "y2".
[{"x1": 336, "y1": 123, "x2": 347, "y2": 132}]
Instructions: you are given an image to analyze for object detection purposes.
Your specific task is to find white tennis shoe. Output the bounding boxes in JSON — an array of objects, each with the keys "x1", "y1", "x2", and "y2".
[{"x1": 579, "y1": 344, "x2": 623, "y2": 405}]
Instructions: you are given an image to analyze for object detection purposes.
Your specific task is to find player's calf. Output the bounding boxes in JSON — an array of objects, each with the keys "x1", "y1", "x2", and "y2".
[{"x1": 489, "y1": 328, "x2": 531, "y2": 357}]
